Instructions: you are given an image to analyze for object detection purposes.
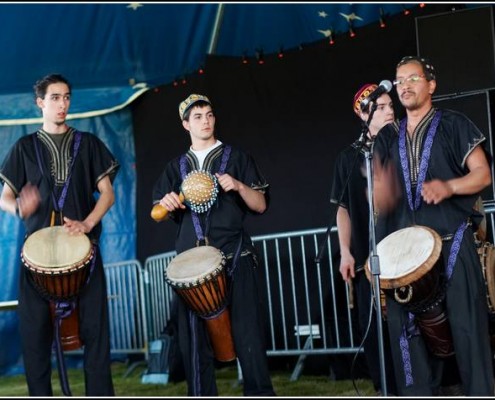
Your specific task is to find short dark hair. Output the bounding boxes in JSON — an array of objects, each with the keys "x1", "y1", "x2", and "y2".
[
  {"x1": 396, "y1": 56, "x2": 436, "y2": 81},
  {"x1": 33, "y1": 74, "x2": 72, "y2": 100}
]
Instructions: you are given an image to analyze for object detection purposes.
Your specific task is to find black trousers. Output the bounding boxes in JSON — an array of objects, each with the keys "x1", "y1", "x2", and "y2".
[
  {"x1": 18, "y1": 248, "x2": 115, "y2": 396},
  {"x1": 177, "y1": 254, "x2": 276, "y2": 396}
]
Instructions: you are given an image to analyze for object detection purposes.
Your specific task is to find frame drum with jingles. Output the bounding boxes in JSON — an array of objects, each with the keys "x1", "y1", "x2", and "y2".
[
  {"x1": 365, "y1": 225, "x2": 454, "y2": 357},
  {"x1": 21, "y1": 226, "x2": 94, "y2": 351},
  {"x1": 164, "y1": 245, "x2": 236, "y2": 362}
]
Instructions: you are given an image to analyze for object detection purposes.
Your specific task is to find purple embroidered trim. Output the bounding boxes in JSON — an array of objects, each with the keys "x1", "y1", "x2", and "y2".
[
  {"x1": 398, "y1": 111, "x2": 442, "y2": 211},
  {"x1": 399, "y1": 312, "x2": 415, "y2": 387},
  {"x1": 446, "y1": 222, "x2": 467, "y2": 280},
  {"x1": 57, "y1": 131, "x2": 82, "y2": 210},
  {"x1": 33, "y1": 130, "x2": 82, "y2": 213}
]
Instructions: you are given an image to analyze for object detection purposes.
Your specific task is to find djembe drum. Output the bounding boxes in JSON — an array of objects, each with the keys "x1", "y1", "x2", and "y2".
[
  {"x1": 365, "y1": 225, "x2": 454, "y2": 357},
  {"x1": 151, "y1": 170, "x2": 219, "y2": 221},
  {"x1": 164, "y1": 245, "x2": 236, "y2": 362},
  {"x1": 21, "y1": 226, "x2": 94, "y2": 351}
]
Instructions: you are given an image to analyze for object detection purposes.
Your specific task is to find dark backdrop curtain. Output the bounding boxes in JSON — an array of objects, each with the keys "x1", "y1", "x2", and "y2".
[{"x1": 131, "y1": 4, "x2": 444, "y2": 262}]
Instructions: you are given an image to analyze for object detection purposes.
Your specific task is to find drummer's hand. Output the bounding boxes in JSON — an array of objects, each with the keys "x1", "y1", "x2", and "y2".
[
  {"x1": 17, "y1": 182, "x2": 41, "y2": 219},
  {"x1": 372, "y1": 158, "x2": 401, "y2": 214},
  {"x1": 215, "y1": 173, "x2": 240, "y2": 192},
  {"x1": 421, "y1": 179, "x2": 453, "y2": 205},
  {"x1": 63, "y1": 217, "x2": 91, "y2": 235},
  {"x1": 159, "y1": 192, "x2": 185, "y2": 212},
  {"x1": 339, "y1": 253, "x2": 355, "y2": 283}
]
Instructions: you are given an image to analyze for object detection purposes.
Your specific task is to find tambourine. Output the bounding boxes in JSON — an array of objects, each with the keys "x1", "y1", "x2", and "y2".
[{"x1": 151, "y1": 170, "x2": 219, "y2": 222}]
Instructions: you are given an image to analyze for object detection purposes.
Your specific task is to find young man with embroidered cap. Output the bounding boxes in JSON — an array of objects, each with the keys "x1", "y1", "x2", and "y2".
[
  {"x1": 330, "y1": 83, "x2": 398, "y2": 395},
  {"x1": 152, "y1": 94, "x2": 275, "y2": 396},
  {"x1": 372, "y1": 56, "x2": 494, "y2": 396}
]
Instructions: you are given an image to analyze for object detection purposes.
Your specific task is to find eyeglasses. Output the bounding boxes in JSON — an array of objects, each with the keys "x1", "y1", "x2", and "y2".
[{"x1": 393, "y1": 74, "x2": 426, "y2": 86}]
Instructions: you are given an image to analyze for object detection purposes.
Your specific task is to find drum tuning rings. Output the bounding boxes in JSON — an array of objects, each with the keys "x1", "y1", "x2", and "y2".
[{"x1": 394, "y1": 285, "x2": 413, "y2": 304}]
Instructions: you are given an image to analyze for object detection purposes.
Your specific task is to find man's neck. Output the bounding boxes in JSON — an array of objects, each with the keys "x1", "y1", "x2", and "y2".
[
  {"x1": 190, "y1": 138, "x2": 217, "y2": 151},
  {"x1": 42, "y1": 122, "x2": 68, "y2": 134},
  {"x1": 406, "y1": 102, "x2": 433, "y2": 132}
]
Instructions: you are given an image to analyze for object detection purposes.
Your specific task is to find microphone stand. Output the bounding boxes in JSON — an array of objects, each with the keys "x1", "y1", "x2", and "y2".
[
  {"x1": 315, "y1": 102, "x2": 388, "y2": 395},
  {"x1": 363, "y1": 102, "x2": 388, "y2": 396}
]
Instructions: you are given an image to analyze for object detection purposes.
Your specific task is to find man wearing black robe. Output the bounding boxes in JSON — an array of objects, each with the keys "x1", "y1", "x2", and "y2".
[
  {"x1": 0, "y1": 74, "x2": 119, "y2": 396},
  {"x1": 152, "y1": 94, "x2": 275, "y2": 396},
  {"x1": 373, "y1": 56, "x2": 494, "y2": 396}
]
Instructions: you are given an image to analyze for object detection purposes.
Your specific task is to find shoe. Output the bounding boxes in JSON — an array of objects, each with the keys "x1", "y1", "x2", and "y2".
[{"x1": 438, "y1": 383, "x2": 464, "y2": 396}]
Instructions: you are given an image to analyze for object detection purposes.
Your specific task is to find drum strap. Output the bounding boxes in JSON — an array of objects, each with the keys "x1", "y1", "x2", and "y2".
[
  {"x1": 53, "y1": 301, "x2": 76, "y2": 396},
  {"x1": 399, "y1": 110, "x2": 442, "y2": 212},
  {"x1": 33, "y1": 130, "x2": 83, "y2": 222}
]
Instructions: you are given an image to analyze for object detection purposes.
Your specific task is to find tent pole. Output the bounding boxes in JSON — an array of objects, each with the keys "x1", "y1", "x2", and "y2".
[{"x1": 207, "y1": 3, "x2": 226, "y2": 55}]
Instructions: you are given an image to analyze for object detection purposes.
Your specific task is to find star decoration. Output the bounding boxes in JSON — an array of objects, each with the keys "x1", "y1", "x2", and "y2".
[
  {"x1": 127, "y1": 3, "x2": 143, "y2": 11},
  {"x1": 339, "y1": 12, "x2": 364, "y2": 23},
  {"x1": 318, "y1": 11, "x2": 328, "y2": 18},
  {"x1": 317, "y1": 29, "x2": 333, "y2": 38}
]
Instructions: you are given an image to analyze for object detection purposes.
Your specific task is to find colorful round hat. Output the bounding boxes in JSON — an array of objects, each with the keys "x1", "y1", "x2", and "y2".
[{"x1": 353, "y1": 83, "x2": 378, "y2": 116}]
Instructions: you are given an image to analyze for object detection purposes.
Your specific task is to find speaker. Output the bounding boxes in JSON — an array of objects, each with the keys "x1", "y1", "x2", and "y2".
[
  {"x1": 416, "y1": 6, "x2": 495, "y2": 96},
  {"x1": 433, "y1": 91, "x2": 495, "y2": 200}
]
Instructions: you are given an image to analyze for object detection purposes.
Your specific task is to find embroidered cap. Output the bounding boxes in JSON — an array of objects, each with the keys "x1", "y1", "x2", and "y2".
[
  {"x1": 353, "y1": 83, "x2": 378, "y2": 116},
  {"x1": 178, "y1": 94, "x2": 212, "y2": 120},
  {"x1": 396, "y1": 56, "x2": 436, "y2": 80}
]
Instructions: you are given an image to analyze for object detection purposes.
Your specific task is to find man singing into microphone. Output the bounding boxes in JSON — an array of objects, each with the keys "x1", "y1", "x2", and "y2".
[
  {"x1": 330, "y1": 83, "x2": 398, "y2": 395},
  {"x1": 373, "y1": 56, "x2": 494, "y2": 396}
]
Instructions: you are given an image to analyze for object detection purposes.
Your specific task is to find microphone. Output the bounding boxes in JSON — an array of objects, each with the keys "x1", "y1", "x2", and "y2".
[{"x1": 360, "y1": 80, "x2": 393, "y2": 112}]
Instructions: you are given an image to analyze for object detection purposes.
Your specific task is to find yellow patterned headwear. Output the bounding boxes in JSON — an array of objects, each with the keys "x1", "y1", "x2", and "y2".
[
  {"x1": 353, "y1": 83, "x2": 378, "y2": 116},
  {"x1": 178, "y1": 94, "x2": 212, "y2": 120}
]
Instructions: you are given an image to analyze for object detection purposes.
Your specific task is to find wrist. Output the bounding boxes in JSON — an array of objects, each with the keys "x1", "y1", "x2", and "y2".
[{"x1": 15, "y1": 201, "x2": 22, "y2": 219}]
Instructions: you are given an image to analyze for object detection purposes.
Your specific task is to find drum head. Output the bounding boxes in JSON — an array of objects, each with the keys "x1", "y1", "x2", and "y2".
[
  {"x1": 372, "y1": 225, "x2": 442, "y2": 289},
  {"x1": 22, "y1": 226, "x2": 92, "y2": 272},
  {"x1": 166, "y1": 246, "x2": 225, "y2": 285}
]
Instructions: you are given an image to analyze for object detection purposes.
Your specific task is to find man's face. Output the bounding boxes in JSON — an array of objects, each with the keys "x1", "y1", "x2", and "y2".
[
  {"x1": 182, "y1": 105, "x2": 215, "y2": 141},
  {"x1": 36, "y1": 82, "x2": 71, "y2": 126},
  {"x1": 363, "y1": 93, "x2": 395, "y2": 137},
  {"x1": 394, "y1": 62, "x2": 435, "y2": 111}
]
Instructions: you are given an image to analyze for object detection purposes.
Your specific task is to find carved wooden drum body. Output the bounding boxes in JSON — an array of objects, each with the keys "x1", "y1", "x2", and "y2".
[{"x1": 165, "y1": 245, "x2": 236, "y2": 362}]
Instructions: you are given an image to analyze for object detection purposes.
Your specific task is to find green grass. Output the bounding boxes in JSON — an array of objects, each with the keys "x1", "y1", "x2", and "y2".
[{"x1": 0, "y1": 361, "x2": 375, "y2": 397}]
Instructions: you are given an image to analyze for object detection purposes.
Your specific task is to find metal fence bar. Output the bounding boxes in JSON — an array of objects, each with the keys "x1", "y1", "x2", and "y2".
[{"x1": 66, "y1": 259, "x2": 147, "y2": 359}]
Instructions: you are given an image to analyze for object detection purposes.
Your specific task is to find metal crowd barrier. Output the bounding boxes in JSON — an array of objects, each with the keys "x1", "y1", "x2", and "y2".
[{"x1": 66, "y1": 259, "x2": 148, "y2": 375}]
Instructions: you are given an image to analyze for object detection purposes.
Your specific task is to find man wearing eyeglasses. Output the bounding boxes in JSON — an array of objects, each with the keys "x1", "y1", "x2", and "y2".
[{"x1": 372, "y1": 56, "x2": 494, "y2": 396}]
